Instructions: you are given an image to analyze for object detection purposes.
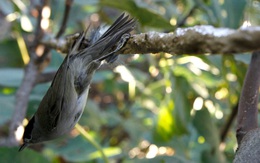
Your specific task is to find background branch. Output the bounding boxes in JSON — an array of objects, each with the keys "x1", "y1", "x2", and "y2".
[
  {"x1": 3, "y1": 0, "x2": 47, "y2": 145},
  {"x1": 220, "y1": 103, "x2": 238, "y2": 143},
  {"x1": 55, "y1": 0, "x2": 74, "y2": 39},
  {"x1": 37, "y1": 0, "x2": 73, "y2": 63}
]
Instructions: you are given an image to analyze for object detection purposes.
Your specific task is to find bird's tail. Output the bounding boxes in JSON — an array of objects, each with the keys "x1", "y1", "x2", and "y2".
[{"x1": 74, "y1": 13, "x2": 136, "y2": 62}]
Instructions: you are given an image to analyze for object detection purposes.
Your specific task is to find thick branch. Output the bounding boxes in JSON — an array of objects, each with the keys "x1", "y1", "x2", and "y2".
[
  {"x1": 42, "y1": 25, "x2": 260, "y2": 55},
  {"x1": 0, "y1": 60, "x2": 38, "y2": 146},
  {"x1": 30, "y1": 1, "x2": 44, "y2": 57},
  {"x1": 123, "y1": 26, "x2": 260, "y2": 55},
  {"x1": 236, "y1": 51, "x2": 260, "y2": 146}
]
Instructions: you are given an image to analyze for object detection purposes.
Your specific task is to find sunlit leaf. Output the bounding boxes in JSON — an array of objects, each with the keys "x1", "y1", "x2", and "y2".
[
  {"x1": 155, "y1": 106, "x2": 175, "y2": 141},
  {"x1": 20, "y1": 15, "x2": 33, "y2": 32}
]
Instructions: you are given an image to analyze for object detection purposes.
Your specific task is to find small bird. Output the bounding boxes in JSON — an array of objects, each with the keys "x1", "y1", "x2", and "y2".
[{"x1": 19, "y1": 13, "x2": 135, "y2": 151}]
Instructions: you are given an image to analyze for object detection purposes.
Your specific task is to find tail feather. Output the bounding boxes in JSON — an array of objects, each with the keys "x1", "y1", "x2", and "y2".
[
  {"x1": 100, "y1": 13, "x2": 133, "y2": 39},
  {"x1": 78, "y1": 13, "x2": 136, "y2": 61}
]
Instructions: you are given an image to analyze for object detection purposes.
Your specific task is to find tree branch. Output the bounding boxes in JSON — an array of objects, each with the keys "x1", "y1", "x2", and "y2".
[
  {"x1": 1, "y1": 0, "x2": 49, "y2": 146},
  {"x1": 31, "y1": 2, "x2": 44, "y2": 50},
  {"x1": 1, "y1": 58, "x2": 38, "y2": 147},
  {"x1": 123, "y1": 26, "x2": 260, "y2": 55},
  {"x1": 236, "y1": 51, "x2": 260, "y2": 146},
  {"x1": 220, "y1": 103, "x2": 238, "y2": 143},
  {"x1": 42, "y1": 25, "x2": 260, "y2": 55}
]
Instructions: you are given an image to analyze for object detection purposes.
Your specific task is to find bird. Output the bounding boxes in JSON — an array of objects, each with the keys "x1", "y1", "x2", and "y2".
[{"x1": 19, "y1": 13, "x2": 136, "y2": 151}]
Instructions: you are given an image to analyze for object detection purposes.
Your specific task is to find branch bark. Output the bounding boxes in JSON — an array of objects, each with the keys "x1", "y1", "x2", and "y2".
[
  {"x1": 1, "y1": 0, "x2": 47, "y2": 145},
  {"x1": 42, "y1": 25, "x2": 260, "y2": 55},
  {"x1": 1, "y1": 59, "x2": 38, "y2": 146}
]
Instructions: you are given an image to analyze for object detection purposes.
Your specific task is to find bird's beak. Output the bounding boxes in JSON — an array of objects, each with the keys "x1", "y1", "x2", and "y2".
[{"x1": 18, "y1": 142, "x2": 28, "y2": 151}]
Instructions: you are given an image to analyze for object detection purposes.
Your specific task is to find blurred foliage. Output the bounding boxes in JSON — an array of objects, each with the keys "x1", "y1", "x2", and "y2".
[{"x1": 0, "y1": 0, "x2": 258, "y2": 162}]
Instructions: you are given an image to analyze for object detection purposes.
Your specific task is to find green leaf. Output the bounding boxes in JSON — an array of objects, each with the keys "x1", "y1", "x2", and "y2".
[
  {"x1": 154, "y1": 93, "x2": 190, "y2": 141},
  {"x1": 122, "y1": 118, "x2": 147, "y2": 144},
  {"x1": 127, "y1": 155, "x2": 193, "y2": 163},
  {"x1": 154, "y1": 105, "x2": 175, "y2": 141},
  {"x1": 79, "y1": 99, "x2": 105, "y2": 130},
  {"x1": 100, "y1": 0, "x2": 173, "y2": 29},
  {"x1": 193, "y1": 109, "x2": 226, "y2": 163},
  {"x1": 45, "y1": 135, "x2": 121, "y2": 162},
  {"x1": 234, "y1": 54, "x2": 251, "y2": 65},
  {"x1": 49, "y1": 50, "x2": 64, "y2": 68},
  {"x1": 0, "y1": 95, "x2": 15, "y2": 125},
  {"x1": 0, "y1": 68, "x2": 23, "y2": 87},
  {"x1": 92, "y1": 70, "x2": 114, "y2": 83},
  {"x1": 223, "y1": 0, "x2": 247, "y2": 28},
  {"x1": 0, "y1": 147, "x2": 50, "y2": 163},
  {"x1": 173, "y1": 64, "x2": 221, "y2": 88},
  {"x1": 172, "y1": 77, "x2": 191, "y2": 134},
  {"x1": 0, "y1": 40, "x2": 23, "y2": 67}
]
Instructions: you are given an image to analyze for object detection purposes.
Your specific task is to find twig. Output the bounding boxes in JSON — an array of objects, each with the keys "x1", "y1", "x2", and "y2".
[
  {"x1": 236, "y1": 51, "x2": 260, "y2": 146},
  {"x1": 55, "y1": 0, "x2": 74, "y2": 38},
  {"x1": 220, "y1": 103, "x2": 238, "y2": 142},
  {"x1": 37, "y1": 0, "x2": 74, "y2": 63},
  {"x1": 30, "y1": 1, "x2": 44, "y2": 55}
]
